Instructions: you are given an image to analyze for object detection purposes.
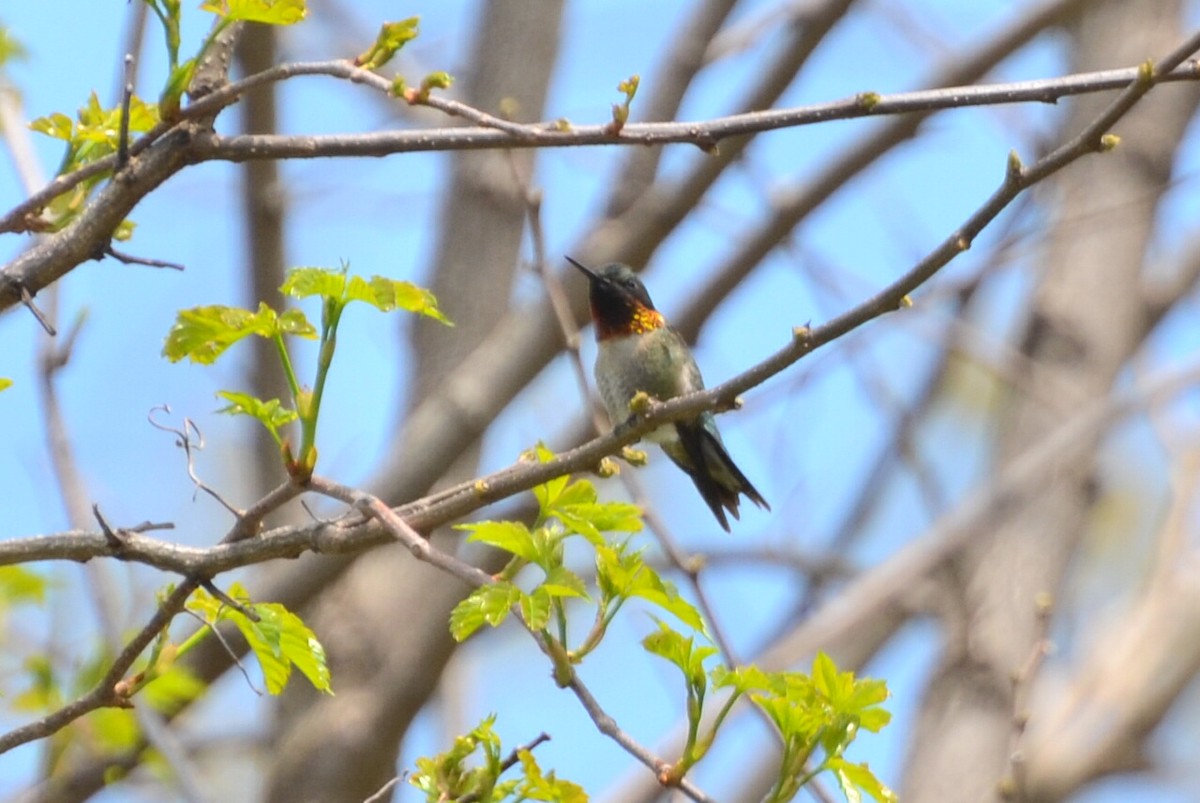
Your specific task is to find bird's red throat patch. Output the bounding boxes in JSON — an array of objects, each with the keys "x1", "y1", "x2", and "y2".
[{"x1": 595, "y1": 305, "x2": 666, "y2": 340}]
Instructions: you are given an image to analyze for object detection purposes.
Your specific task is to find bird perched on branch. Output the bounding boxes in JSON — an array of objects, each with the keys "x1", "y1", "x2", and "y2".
[{"x1": 567, "y1": 256, "x2": 769, "y2": 531}]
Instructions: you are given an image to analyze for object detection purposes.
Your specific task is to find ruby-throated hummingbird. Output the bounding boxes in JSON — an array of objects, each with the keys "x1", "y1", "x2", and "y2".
[{"x1": 567, "y1": 256, "x2": 769, "y2": 532}]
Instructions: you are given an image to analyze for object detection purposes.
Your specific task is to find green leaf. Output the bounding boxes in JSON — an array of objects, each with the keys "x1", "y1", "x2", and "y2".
[
  {"x1": 354, "y1": 17, "x2": 420, "y2": 70},
  {"x1": 159, "y1": 58, "x2": 195, "y2": 119},
  {"x1": 142, "y1": 664, "x2": 205, "y2": 714},
  {"x1": 541, "y1": 566, "x2": 588, "y2": 599},
  {"x1": 362, "y1": 275, "x2": 452, "y2": 323},
  {"x1": 828, "y1": 758, "x2": 897, "y2": 803},
  {"x1": 162, "y1": 302, "x2": 282, "y2": 364},
  {"x1": 0, "y1": 378, "x2": 10, "y2": 393},
  {"x1": 89, "y1": 708, "x2": 140, "y2": 751},
  {"x1": 0, "y1": 26, "x2": 28, "y2": 69},
  {"x1": 626, "y1": 565, "x2": 705, "y2": 633},
  {"x1": 642, "y1": 621, "x2": 716, "y2": 688},
  {"x1": 200, "y1": 0, "x2": 307, "y2": 24},
  {"x1": 519, "y1": 587, "x2": 552, "y2": 631},
  {"x1": 557, "y1": 500, "x2": 643, "y2": 544},
  {"x1": 278, "y1": 307, "x2": 317, "y2": 336},
  {"x1": 517, "y1": 749, "x2": 588, "y2": 802},
  {"x1": 216, "y1": 390, "x2": 298, "y2": 435},
  {"x1": 531, "y1": 449, "x2": 573, "y2": 513},
  {"x1": 29, "y1": 112, "x2": 74, "y2": 141},
  {"x1": 281, "y1": 266, "x2": 347, "y2": 300},
  {"x1": 189, "y1": 583, "x2": 332, "y2": 695},
  {"x1": 419, "y1": 71, "x2": 454, "y2": 96},
  {"x1": 711, "y1": 663, "x2": 773, "y2": 695},
  {"x1": 812, "y1": 651, "x2": 844, "y2": 702},
  {"x1": 234, "y1": 601, "x2": 333, "y2": 695},
  {"x1": 449, "y1": 582, "x2": 520, "y2": 641},
  {"x1": 459, "y1": 521, "x2": 538, "y2": 562},
  {"x1": 610, "y1": 74, "x2": 640, "y2": 129},
  {"x1": 0, "y1": 566, "x2": 47, "y2": 604},
  {"x1": 13, "y1": 656, "x2": 61, "y2": 712}
]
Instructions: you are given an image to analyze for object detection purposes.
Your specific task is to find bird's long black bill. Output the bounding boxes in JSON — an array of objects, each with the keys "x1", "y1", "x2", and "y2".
[{"x1": 565, "y1": 255, "x2": 600, "y2": 281}]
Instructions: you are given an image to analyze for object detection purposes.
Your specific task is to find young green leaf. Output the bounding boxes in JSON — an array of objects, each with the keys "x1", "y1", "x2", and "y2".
[
  {"x1": 354, "y1": 17, "x2": 420, "y2": 70},
  {"x1": 141, "y1": 664, "x2": 206, "y2": 714},
  {"x1": 517, "y1": 749, "x2": 588, "y2": 803},
  {"x1": 625, "y1": 564, "x2": 705, "y2": 633},
  {"x1": 0, "y1": 566, "x2": 46, "y2": 605},
  {"x1": 519, "y1": 587, "x2": 553, "y2": 631},
  {"x1": 89, "y1": 708, "x2": 140, "y2": 752},
  {"x1": 200, "y1": 0, "x2": 307, "y2": 25},
  {"x1": 233, "y1": 601, "x2": 333, "y2": 695},
  {"x1": 29, "y1": 112, "x2": 73, "y2": 141},
  {"x1": 710, "y1": 663, "x2": 773, "y2": 695},
  {"x1": 642, "y1": 621, "x2": 716, "y2": 688},
  {"x1": 216, "y1": 390, "x2": 298, "y2": 437},
  {"x1": 449, "y1": 582, "x2": 521, "y2": 641},
  {"x1": 0, "y1": 26, "x2": 27, "y2": 69},
  {"x1": 163, "y1": 303, "x2": 304, "y2": 364},
  {"x1": 281, "y1": 267, "x2": 451, "y2": 324},
  {"x1": 541, "y1": 566, "x2": 588, "y2": 599},
  {"x1": 281, "y1": 266, "x2": 348, "y2": 300},
  {"x1": 187, "y1": 583, "x2": 332, "y2": 695},
  {"x1": 458, "y1": 520, "x2": 539, "y2": 563},
  {"x1": 827, "y1": 758, "x2": 897, "y2": 803},
  {"x1": 363, "y1": 275, "x2": 451, "y2": 323}
]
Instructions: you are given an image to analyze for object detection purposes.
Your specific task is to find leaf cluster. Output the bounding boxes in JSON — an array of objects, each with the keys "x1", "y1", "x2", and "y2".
[
  {"x1": 410, "y1": 716, "x2": 584, "y2": 803},
  {"x1": 162, "y1": 265, "x2": 449, "y2": 477},
  {"x1": 450, "y1": 444, "x2": 700, "y2": 666},
  {"x1": 446, "y1": 446, "x2": 893, "y2": 801},
  {"x1": 186, "y1": 582, "x2": 332, "y2": 695}
]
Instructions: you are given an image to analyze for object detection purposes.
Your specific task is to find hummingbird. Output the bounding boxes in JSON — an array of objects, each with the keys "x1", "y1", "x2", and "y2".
[{"x1": 567, "y1": 256, "x2": 769, "y2": 532}]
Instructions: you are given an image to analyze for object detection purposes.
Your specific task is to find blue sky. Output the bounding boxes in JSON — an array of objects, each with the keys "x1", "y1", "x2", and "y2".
[{"x1": 3, "y1": 2, "x2": 1200, "y2": 802}]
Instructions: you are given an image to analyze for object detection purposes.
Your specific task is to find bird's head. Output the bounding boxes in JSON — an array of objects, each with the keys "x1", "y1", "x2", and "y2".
[{"x1": 567, "y1": 256, "x2": 665, "y2": 340}]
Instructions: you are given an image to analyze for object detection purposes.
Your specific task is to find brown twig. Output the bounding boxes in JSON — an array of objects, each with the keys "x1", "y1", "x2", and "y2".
[{"x1": 104, "y1": 245, "x2": 186, "y2": 270}]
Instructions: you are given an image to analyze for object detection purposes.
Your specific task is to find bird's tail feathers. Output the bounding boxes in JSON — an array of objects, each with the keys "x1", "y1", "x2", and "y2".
[{"x1": 674, "y1": 421, "x2": 769, "y2": 533}]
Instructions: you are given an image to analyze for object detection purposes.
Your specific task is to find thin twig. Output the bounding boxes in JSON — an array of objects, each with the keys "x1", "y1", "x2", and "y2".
[
  {"x1": 117, "y1": 54, "x2": 135, "y2": 169},
  {"x1": 18, "y1": 282, "x2": 55, "y2": 335},
  {"x1": 105, "y1": 245, "x2": 186, "y2": 270},
  {"x1": 147, "y1": 405, "x2": 243, "y2": 517},
  {"x1": 184, "y1": 608, "x2": 263, "y2": 696},
  {"x1": 201, "y1": 579, "x2": 261, "y2": 622},
  {"x1": 1001, "y1": 593, "x2": 1055, "y2": 799}
]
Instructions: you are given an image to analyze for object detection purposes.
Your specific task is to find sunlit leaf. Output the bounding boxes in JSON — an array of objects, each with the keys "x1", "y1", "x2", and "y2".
[
  {"x1": 0, "y1": 378, "x2": 12, "y2": 393},
  {"x1": 12, "y1": 656, "x2": 61, "y2": 712},
  {"x1": 0, "y1": 566, "x2": 47, "y2": 604},
  {"x1": 711, "y1": 663, "x2": 773, "y2": 695},
  {"x1": 354, "y1": 17, "x2": 420, "y2": 70},
  {"x1": 29, "y1": 112, "x2": 74, "y2": 141},
  {"x1": 459, "y1": 520, "x2": 538, "y2": 562},
  {"x1": 626, "y1": 564, "x2": 705, "y2": 633},
  {"x1": 0, "y1": 26, "x2": 27, "y2": 69},
  {"x1": 540, "y1": 566, "x2": 588, "y2": 599},
  {"x1": 162, "y1": 302, "x2": 281, "y2": 364},
  {"x1": 89, "y1": 708, "x2": 140, "y2": 751},
  {"x1": 281, "y1": 266, "x2": 346, "y2": 300},
  {"x1": 828, "y1": 758, "x2": 897, "y2": 803},
  {"x1": 216, "y1": 390, "x2": 298, "y2": 433},
  {"x1": 450, "y1": 582, "x2": 520, "y2": 641},
  {"x1": 141, "y1": 665, "x2": 205, "y2": 714},
  {"x1": 199, "y1": 0, "x2": 307, "y2": 25},
  {"x1": 642, "y1": 620, "x2": 715, "y2": 687},
  {"x1": 519, "y1": 587, "x2": 552, "y2": 631},
  {"x1": 363, "y1": 275, "x2": 451, "y2": 324},
  {"x1": 518, "y1": 749, "x2": 587, "y2": 803}
]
